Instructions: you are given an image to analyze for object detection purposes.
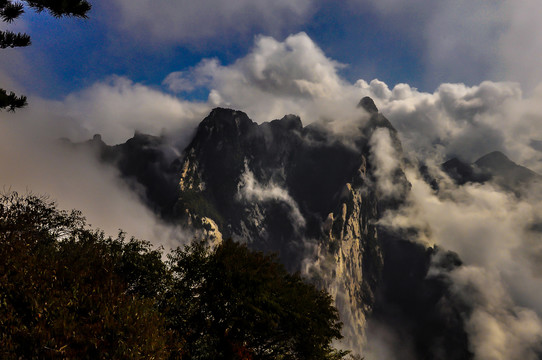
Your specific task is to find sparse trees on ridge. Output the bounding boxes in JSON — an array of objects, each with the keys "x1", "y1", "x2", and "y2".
[{"x1": 0, "y1": 0, "x2": 91, "y2": 111}]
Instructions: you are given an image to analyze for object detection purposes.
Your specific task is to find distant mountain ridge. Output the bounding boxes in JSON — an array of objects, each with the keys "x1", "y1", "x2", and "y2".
[
  {"x1": 70, "y1": 98, "x2": 485, "y2": 358},
  {"x1": 65, "y1": 132, "x2": 183, "y2": 219},
  {"x1": 442, "y1": 151, "x2": 542, "y2": 195}
]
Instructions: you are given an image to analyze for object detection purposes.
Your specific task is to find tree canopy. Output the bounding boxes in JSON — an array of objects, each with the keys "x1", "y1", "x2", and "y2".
[
  {"x1": 0, "y1": 192, "x2": 350, "y2": 359},
  {"x1": 0, "y1": 0, "x2": 91, "y2": 111},
  {"x1": 165, "y1": 238, "x2": 347, "y2": 359},
  {"x1": 0, "y1": 192, "x2": 174, "y2": 358}
]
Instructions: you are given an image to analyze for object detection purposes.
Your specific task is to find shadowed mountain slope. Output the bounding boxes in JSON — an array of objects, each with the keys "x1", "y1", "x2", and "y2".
[
  {"x1": 72, "y1": 99, "x2": 474, "y2": 358},
  {"x1": 442, "y1": 151, "x2": 541, "y2": 195}
]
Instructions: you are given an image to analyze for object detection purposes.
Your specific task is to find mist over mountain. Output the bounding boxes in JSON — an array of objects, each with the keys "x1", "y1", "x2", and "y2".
[
  {"x1": 2, "y1": 69, "x2": 542, "y2": 357},
  {"x1": 4, "y1": 3, "x2": 542, "y2": 356},
  {"x1": 442, "y1": 151, "x2": 542, "y2": 196},
  {"x1": 65, "y1": 132, "x2": 184, "y2": 219},
  {"x1": 66, "y1": 98, "x2": 540, "y2": 359}
]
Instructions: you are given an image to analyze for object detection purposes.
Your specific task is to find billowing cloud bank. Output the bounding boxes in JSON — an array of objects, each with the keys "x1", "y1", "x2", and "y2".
[
  {"x1": 164, "y1": 32, "x2": 542, "y2": 172},
  {"x1": 105, "y1": 0, "x2": 542, "y2": 92},
  {"x1": 0, "y1": 77, "x2": 205, "y2": 250},
  {"x1": 378, "y1": 163, "x2": 542, "y2": 359},
  {"x1": 2, "y1": 31, "x2": 542, "y2": 359}
]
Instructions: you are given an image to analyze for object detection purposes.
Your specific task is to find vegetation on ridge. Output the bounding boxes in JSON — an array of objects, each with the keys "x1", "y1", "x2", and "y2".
[{"x1": 0, "y1": 192, "x2": 350, "y2": 359}]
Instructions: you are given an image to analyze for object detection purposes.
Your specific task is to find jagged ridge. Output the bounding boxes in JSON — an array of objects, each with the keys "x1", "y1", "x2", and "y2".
[{"x1": 72, "y1": 99, "x2": 474, "y2": 358}]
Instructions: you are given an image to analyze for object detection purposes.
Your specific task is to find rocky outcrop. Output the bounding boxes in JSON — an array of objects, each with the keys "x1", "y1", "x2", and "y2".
[
  {"x1": 72, "y1": 98, "x2": 473, "y2": 357},
  {"x1": 313, "y1": 180, "x2": 382, "y2": 348},
  {"x1": 173, "y1": 101, "x2": 409, "y2": 346}
]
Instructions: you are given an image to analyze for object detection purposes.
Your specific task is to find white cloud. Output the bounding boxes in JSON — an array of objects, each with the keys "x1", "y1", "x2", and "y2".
[
  {"x1": 345, "y1": 0, "x2": 542, "y2": 92},
  {"x1": 1, "y1": 75, "x2": 211, "y2": 146},
  {"x1": 110, "y1": 0, "x2": 314, "y2": 44},
  {"x1": 379, "y1": 163, "x2": 542, "y2": 358},
  {"x1": 362, "y1": 80, "x2": 542, "y2": 173},
  {"x1": 160, "y1": 32, "x2": 542, "y2": 175},
  {"x1": 0, "y1": 77, "x2": 208, "y2": 250},
  {"x1": 164, "y1": 32, "x2": 374, "y2": 125},
  {"x1": 99, "y1": 0, "x2": 542, "y2": 91},
  {"x1": 237, "y1": 162, "x2": 306, "y2": 229},
  {"x1": 0, "y1": 115, "x2": 193, "y2": 251},
  {"x1": 447, "y1": 266, "x2": 542, "y2": 360},
  {"x1": 61, "y1": 76, "x2": 210, "y2": 144},
  {"x1": 369, "y1": 127, "x2": 403, "y2": 199},
  {"x1": 344, "y1": 0, "x2": 504, "y2": 86}
]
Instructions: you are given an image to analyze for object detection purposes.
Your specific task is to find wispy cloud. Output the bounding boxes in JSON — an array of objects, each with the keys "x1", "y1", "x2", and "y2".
[
  {"x1": 446, "y1": 265, "x2": 542, "y2": 360},
  {"x1": 109, "y1": 0, "x2": 314, "y2": 44},
  {"x1": 369, "y1": 127, "x2": 404, "y2": 199},
  {"x1": 237, "y1": 162, "x2": 306, "y2": 230},
  {"x1": 0, "y1": 78, "x2": 202, "y2": 249},
  {"x1": 377, "y1": 163, "x2": 542, "y2": 359}
]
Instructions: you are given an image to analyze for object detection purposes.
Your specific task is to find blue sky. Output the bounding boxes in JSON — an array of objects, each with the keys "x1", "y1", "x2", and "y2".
[
  {"x1": 6, "y1": 0, "x2": 517, "y2": 100},
  {"x1": 3, "y1": 0, "x2": 541, "y2": 167},
  {"x1": 2, "y1": 0, "x2": 542, "y2": 162}
]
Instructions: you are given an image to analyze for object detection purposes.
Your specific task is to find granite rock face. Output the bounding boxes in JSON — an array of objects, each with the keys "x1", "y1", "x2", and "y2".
[
  {"x1": 73, "y1": 99, "x2": 473, "y2": 357},
  {"x1": 173, "y1": 101, "x2": 411, "y2": 345}
]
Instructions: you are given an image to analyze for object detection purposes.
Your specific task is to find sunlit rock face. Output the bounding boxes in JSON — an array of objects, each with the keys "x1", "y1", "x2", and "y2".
[{"x1": 173, "y1": 100, "x2": 410, "y2": 346}]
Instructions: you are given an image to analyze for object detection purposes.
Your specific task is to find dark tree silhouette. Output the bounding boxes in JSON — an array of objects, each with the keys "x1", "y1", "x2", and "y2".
[
  {"x1": 0, "y1": 0, "x2": 91, "y2": 111},
  {"x1": 0, "y1": 192, "x2": 352, "y2": 359},
  {"x1": 0, "y1": 192, "x2": 174, "y2": 358},
  {"x1": 164, "y1": 238, "x2": 348, "y2": 359}
]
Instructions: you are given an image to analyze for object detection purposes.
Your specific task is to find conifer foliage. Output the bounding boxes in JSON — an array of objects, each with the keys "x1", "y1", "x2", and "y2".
[{"x1": 0, "y1": 0, "x2": 91, "y2": 111}]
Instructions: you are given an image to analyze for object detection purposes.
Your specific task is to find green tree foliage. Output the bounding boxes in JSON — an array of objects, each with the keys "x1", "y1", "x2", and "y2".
[
  {"x1": 164, "y1": 238, "x2": 348, "y2": 359},
  {"x1": 0, "y1": 192, "x2": 175, "y2": 358},
  {"x1": 0, "y1": 0, "x2": 91, "y2": 111},
  {"x1": 0, "y1": 192, "x2": 350, "y2": 359}
]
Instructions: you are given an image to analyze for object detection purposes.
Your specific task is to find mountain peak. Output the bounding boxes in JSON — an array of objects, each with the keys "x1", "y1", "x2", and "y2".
[
  {"x1": 197, "y1": 107, "x2": 255, "y2": 138},
  {"x1": 474, "y1": 150, "x2": 540, "y2": 181},
  {"x1": 270, "y1": 114, "x2": 303, "y2": 131},
  {"x1": 205, "y1": 107, "x2": 252, "y2": 126},
  {"x1": 358, "y1": 96, "x2": 379, "y2": 114},
  {"x1": 440, "y1": 150, "x2": 541, "y2": 195},
  {"x1": 474, "y1": 151, "x2": 511, "y2": 167}
]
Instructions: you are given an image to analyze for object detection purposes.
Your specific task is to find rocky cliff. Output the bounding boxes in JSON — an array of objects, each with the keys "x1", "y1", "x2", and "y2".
[
  {"x1": 73, "y1": 98, "x2": 473, "y2": 358},
  {"x1": 172, "y1": 98, "x2": 411, "y2": 347}
]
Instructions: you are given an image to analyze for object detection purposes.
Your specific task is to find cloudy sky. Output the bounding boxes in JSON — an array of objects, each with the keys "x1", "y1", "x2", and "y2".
[
  {"x1": 2, "y1": 0, "x2": 541, "y2": 171},
  {"x1": 2, "y1": 2, "x2": 542, "y2": 359},
  {"x1": 2, "y1": 0, "x2": 542, "y2": 153},
  {"x1": 3, "y1": 0, "x2": 542, "y2": 98}
]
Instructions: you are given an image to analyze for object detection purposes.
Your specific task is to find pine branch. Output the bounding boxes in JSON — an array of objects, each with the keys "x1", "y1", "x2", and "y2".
[
  {"x1": 24, "y1": 0, "x2": 91, "y2": 18},
  {"x1": 0, "y1": 88, "x2": 27, "y2": 111},
  {"x1": 0, "y1": 1, "x2": 24, "y2": 22},
  {"x1": 0, "y1": 30, "x2": 31, "y2": 48},
  {"x1": 0, "y1": 0, "x2": 91, "y2": 116}
]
